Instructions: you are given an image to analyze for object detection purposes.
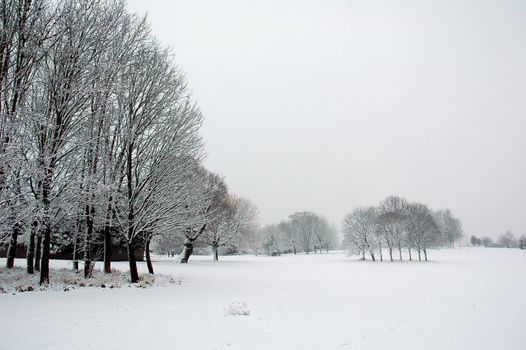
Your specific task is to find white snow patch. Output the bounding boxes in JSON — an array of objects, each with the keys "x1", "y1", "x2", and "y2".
[{"x1": 1, "y1": 248, "x2": 525, "y2": 350}]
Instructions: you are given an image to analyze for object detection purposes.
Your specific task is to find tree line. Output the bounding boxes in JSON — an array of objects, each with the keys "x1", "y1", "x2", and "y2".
[
  {"x1": 470, "y1": 231, "x2": 526, "y2": 249},
  {"x1": 258, "y1": 211, "x2": 339, "y2": 256},
  {"x1": 342, "y1": 196, "x2": 463, "y2": 261},
  {"x1": 0, "y1": 0, "x2": 258, "y2": 284}
]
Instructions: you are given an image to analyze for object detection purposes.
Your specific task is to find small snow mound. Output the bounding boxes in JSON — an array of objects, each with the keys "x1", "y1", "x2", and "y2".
[{"x1": 226, "y1": 301, "x2": 250, "y2": 316}]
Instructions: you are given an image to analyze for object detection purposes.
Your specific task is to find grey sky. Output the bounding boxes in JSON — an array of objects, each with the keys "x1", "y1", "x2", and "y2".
[{"x1": 127, "y1": 0, "x2": 526, "y2": 239}]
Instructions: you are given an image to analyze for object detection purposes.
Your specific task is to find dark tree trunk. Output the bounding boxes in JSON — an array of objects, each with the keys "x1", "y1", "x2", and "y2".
[
  {"x1": 292, "y1": 240, "x2": 297, "y2": 255},
  {"x1": 370, "y1": 252, "x2": 375, "y2": 261},
  {"x1": 212, "y1": 244, "x2": 219, "y2": 261},
  {"x1": 128, "y1": 238, "x2": 139, "y2": 283},
  {"x1": 424, "y1": 248, "x2": 428, "y2": 261},
  {"x1": 398, "y1": 245, "x2": 403, "y2": 261},
  {"x1": 71, "y1": 231, "x2": 78, "y2": 271},
  {"x1": 83, "y1": 203, "x2": 95, "y2": 278},
  {"x1": 35, "y1": 235, "x2": 42, "y2": 271},
  {"x1": 145, "y1": 238, "x2": 154, "y2": 274},
  {"x1": 408, "y1": 248, "x2": 412, "y2": 261},
  {"x1": 389, "y1": 247, "x2": 393, "y2": 262},
  {"x1": 103, "y1": 224, "x2": 112, "y2": 273},
  {"x1": 180, "y1": 240, "x2": 194, "y2": 263},
  {"x1": 378, "y1": 242, "x2": 383, "y2": 261},
  {"x1": 39, "y1": 222, "x2": 51, "y2": 285},
  {"x1": 180, "y1": 224, "x2": 206, "y2": 263},
  {"x1": 27, "y1": 220, "x2": 37, "y2": 274},
  {"x1": 362, "y1": 250, "x2": 365, "y2": 260},
  {"x1": 6, "y1": 223, "x2": 21, "y2": 268},
  {"x1": 417, "y1": 250, "x2": 421, "y2": 261},
  {"x1": 39, "y1": 172, "x2": 52, "y2": 284}
]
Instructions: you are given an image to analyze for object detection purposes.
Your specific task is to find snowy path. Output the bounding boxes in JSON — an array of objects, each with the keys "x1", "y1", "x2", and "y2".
[{"x1": 1, "y1": 248, "x2": 525, "y2": 350}]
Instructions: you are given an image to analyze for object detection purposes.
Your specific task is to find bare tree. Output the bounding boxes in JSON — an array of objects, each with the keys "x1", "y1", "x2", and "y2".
[
  {"x1": 201, "y1": 195, "x2": 258, "y2": 261},
  {"x1": 433, "y1": 209, "x2": 463, "y2": 248},
  {"x1": 405, "y1": 202, "x2": 439, "y2": 261},
  {"x1": 377, "y1": 196, "x2": 408, "y2": 261},
  {"x1": 115, "y1": 38, "x2": 204, "y2": 281},
  {"x1": 289, "y1": 212, "x2": 323, "y2": 254},
  {"x1": 1, "y1": 0, "x2": 53, "y2": 269},
  {"x1": 260, "y1": 223, "x2": 289, "y2": 256},
  {"x1": 498, "y1": 230, "x2": 517, "y2": 248},
  {"x1": 177, "y1": 169, "x2": 227, "y2": 263},
  {"x1": 342, "y1": 207, "x2": 378, "y2": 261}
]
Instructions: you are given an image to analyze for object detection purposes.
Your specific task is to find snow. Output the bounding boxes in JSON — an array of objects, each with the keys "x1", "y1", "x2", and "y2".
[
  {"x1": 1, "y1": 248, "x2": 525, "y2": 350},
  {"x1": 0, "y1": 267, "x2": 178, "y2": 294}
]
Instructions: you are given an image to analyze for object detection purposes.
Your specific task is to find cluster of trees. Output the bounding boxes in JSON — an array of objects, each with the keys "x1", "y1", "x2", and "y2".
[
  {"x1": 258, "y1": 212, "x2": 339, "y2": 256},
  {"x1": 470, "y1": 231, "x2": 526, "y2": 249},
  {"x1": 342, "y1": 196, "x2": 463, "y2": 261},
  {"x1": 0, "y1": 0, "x2": 258, "y2": 284}
]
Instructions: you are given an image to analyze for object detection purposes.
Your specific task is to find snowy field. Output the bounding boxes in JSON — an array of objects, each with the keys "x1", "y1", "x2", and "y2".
[{"x1": 1, "y1": 248, "x2": 525, "y2": 350}]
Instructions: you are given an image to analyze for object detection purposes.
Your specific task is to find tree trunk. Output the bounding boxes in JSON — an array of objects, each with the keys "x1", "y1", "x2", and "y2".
[
  {"x1": 35, "y1": 235, "x2": 42, "y2": 271},
  {"x1": 39, "y1": 221, "x2": 51, "y2": 285},
  {"x1": 378, "y1": 242, "x2": 383, "y2": 261},
  {"x1": 180, "y1": 240, "x2": 194, "y2": 263},
  {"x1": 6, "y1": 223, "x2": 21, "y2": 268},
  {"x1": 370, "y1": 252, "x2": 375, "y2": 261},
  {"x1": 424, "y1": 248, "x2": 428, "y2": 261},
  {"x1": 212, "y1": 244, "x2": 219, "y2": 261},
  {"x1": 398, "y1": 245, "x2": 403, "y2": 261},
  {"x1": 180, "y1": 225, "x2": 205, "y2": 263},
  {"x1": 27, "y1": 220, "x2": 37, "y2": 274},
  {"x1": 72, "y1": 231, "x2": 79, "y2": 271},
  {"x1": 145, "y1": 238, "x2": 154, "y2": 274},
  {"x1": 361, "y1": 250, "x2": 365, "y2": 260},
  {"x1": 292, "y1": 240, "x2": 297, "y2": 255},
  {"x1": 417, "y1": 250, "x2": 421, "y2": 261},
  {"x1": 39, "y1": 171, "x2": 52, "y2": 284},
  {"x1": 103, "y1": 224, "x2": 112, "y2": 273},
  {"x1": 408, "y1": 248, "x2": 412, "y2": 261},
  {"x1": 389, "y1": 247, "x2": 393, "y2": 262},
  {"x1": 83, "y1": 201, "x2": 96, "y2": 278},
  {"x1": 128, "y1": 238, "x2": 139, "y2": 283}
]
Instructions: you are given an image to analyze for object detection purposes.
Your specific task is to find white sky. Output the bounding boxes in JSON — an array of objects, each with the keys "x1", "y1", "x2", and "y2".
[{"x1": 127, "y1": 0, "x2": 526, "y2": 239}]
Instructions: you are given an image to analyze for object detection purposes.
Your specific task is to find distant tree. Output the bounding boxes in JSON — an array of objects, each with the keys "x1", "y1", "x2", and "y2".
[
  {"x1": 481, "y1": 236, "x2": 493, "y2": 248},
  {"x1": 280, "y1": 220, "x2": 298, "y2": 254},
  {"x1": 312, "y1": 216, "x2": 337, "y2": 253},
  {"x1": 498, "y1": 230, "x2": 517, "y2": 248},
  {"x1": 288, "y1": 212, "x2": 318, "y2": 254},
  {"x1": 405, "y1": 203, "x2": 439, "y2": 261},
  {"x1": 433, "y1": 209, "x2": 463, "y2": 248},
  {"x1": 201, "y1": 195, "x2": 258, "y2": 261},
  {"x1": 259, "y1": 224, "x2": 287, "y2": 256},
  {"x1": 178, "y1": 170, "x2": 227, "y2": 263},
  {"x1": 377, "y1": 196, "x2": 408, "y2": 261},
  {"x1": 470, "y1": 235, "x2": 482, "y2": 247},
  {"x1": 342, "y1": 207, "x2": 378, "y2": 261},
  {"x1": 519, "y1": 236, "x2": 526, "y2": 250}
]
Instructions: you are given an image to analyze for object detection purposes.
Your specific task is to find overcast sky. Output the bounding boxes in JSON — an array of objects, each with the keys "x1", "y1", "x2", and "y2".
[{"x1": 127, "y1": 0, "x2": 525, "y2": 239}]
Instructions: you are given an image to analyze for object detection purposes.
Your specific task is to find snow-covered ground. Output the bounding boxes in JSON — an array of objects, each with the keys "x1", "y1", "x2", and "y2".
[{"x1": 1, "y1": 248, "x2": 525, "y2": 350}]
